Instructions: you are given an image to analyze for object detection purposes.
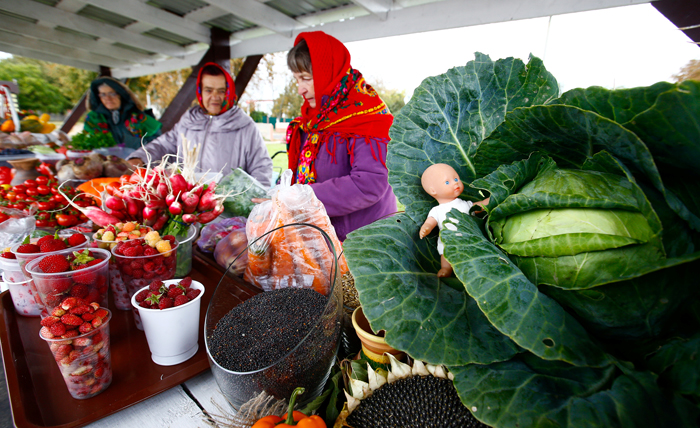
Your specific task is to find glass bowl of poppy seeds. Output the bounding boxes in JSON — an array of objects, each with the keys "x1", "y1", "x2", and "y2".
[{"x1": 204, "y1": 224, "x2": 344, "y2": 409}]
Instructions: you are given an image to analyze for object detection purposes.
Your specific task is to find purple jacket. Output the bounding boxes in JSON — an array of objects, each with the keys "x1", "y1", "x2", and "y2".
[{"x1": 309, "y1": 133, "x2": 397, "y2": 241}]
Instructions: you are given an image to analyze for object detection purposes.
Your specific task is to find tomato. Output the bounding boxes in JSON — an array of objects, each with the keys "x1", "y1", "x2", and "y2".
[
  {"x1": 106, "y1": 181, "x2": 122, "y2": 196},
  {"x1": 35, "y1": 219, "x2": 49, "y2": 228},
  {"x1": 50, "y1": 186, "x2": 60, "y2": 195},
  {"x1": 56, "y1": 214, "x2": 78, "y2": 227},
  {"x1": 25, "y1": 188, "x2": 38, "y2": 197},
  {"x1": 37, "y1": 201, "x2": 54, "y2": 211},
  {"x1": 75, "y1": 199, "x2": 92, "y2": 208},
  {"x1": 46, "y1": 220, "x2": 57, "y2": 227},
  {"x1": 0, "y1": 212, "x2": 8, "y2": 223},
  {"x1": 79, "y1": 213, "x2": 88, "y2": 222},
  {"x1": 36, "y1": 185, "x2": 50, "y2": 196},
  {"x1": 23, "y1": 179, "x2": 37, "y2": 188},
  {"x1": 13, "y1": 202, "x2": 26, "y2": 210},
  {"x1": 35, "y1": 176, "x2": 49, "y2": 186},
  {"x1": 12, "y1": 185, "x2": 26, "y2": 194},
  {"x1": 51, "y1": 194, "x2": 67, "y2": 205},
  {"x1": 5, "y1": 191, "x2": 16, "y2": 202},
  {"x1": 37, "y1": 211, "x2": 50, "y2": 220},
  {"x1": 24, "y1": 196, "x2": 36, "y2": 202}
]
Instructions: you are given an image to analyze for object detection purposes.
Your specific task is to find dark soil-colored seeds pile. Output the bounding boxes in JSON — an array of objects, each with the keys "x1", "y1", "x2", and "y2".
[
  {"x1": 209, "y1": 287, "x2": 328, "y2": 372},
  {"x1": 347, "y1": 375, "x2": 490, "y2": 428}
]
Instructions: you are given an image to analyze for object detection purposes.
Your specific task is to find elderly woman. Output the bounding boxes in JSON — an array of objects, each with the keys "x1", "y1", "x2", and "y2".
[{"x1": 84, "y1": 77, "x2": 162, "y2": 150}]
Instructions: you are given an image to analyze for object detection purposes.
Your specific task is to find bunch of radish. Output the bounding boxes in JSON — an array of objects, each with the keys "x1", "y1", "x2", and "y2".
[{"x1": 60, "y1": 164, "x2": 228, "y2": 235}]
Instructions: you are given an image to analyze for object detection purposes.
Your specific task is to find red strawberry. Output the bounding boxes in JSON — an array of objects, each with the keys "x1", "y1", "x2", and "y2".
[
  {"x1": 91, "y1": 317, "x2": 103, "y2": 328},
  {"x1": 70, "y1": 304, "x2": 90, "y2": 315},
  {"x1": 49, "y1": 323, "x2": 67, "y2": 336},
  {"x1": 158, "y1": 297, "x2": 174, "y2": 309},
  {"x1": 81, "y1": 312, "x2": 96, "y2": 322},
  {"x1": 40, "y1": 326, "x2": 54, "y2": 339},
  {"x1": 67, "y1": 233, "x2": 87, "y2": 247},
  {"x1": 62, "y1": 330, "x2": 79, "y2": 339},
  {"x1": 79, "y1": 322, "x2": 93, "y2": 334},
  {"x1": 51, "y1": 278, "x2": 73, "y2": 294},
  {"x1": 0, "y1": 251, "x2": 16, "y2": 259},
  {"x1": 69, "y1": 284, "x2": 89, "y2": 299},
  {"x1": 50, "y1": 306, "x2": 66, "y2": 317},
  {"x1": 40, "y1": 239, "x2": 68, "y2": 253},
  {"x1": 73, "y1": 270, "x2": 97, "y2": 285},
  {"x1": 61, "y1": 313, "x2": 83, "y2": 326},
  {"x1": 174, "y1": 295, "x2": 189, "y2": 306},
  {"x1": 185, "y1": 289, "x2": 201, "y2": 301},
  {"x1": 94, "y1": 308, "x2": 108, "y2": 320},
  {"x1": 16, "y1": 243, "x2": 40, "y2": 254},
  {"x1": 38, "y1": 254, "x2": 70, "y2": 273},
  {"x1": 40, "y1": 316, "x2": 61, "y2": 327},
  {"x1": 37, "y1": 235, "x2": 56, "y2": 246}
]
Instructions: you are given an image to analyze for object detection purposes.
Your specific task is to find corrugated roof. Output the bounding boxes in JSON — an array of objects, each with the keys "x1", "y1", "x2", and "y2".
[
  {"x1": 204, "y1": 14, "x2": 256, "y2": 33},
  {"x1": 76, "y1": 4, "x2": 137, "y2": 29},
  {"x1": 55, "y1": 26, "x2": 99, "y2": 41},
  {"x1": 267, "y1": 0, "x2": 352, "y2": 17},
  {"x1": 142, "y1": 28, "x2": 198, "y2": 47},
  {"x1": 145, "y1": 0, "x2": 209, "y2": 18}
]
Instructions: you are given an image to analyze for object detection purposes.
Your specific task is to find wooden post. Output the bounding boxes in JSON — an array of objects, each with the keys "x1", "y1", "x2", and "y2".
[
  {"x1": 60, "y1": 66, "x2": 111, "y2": 133},
  {"x1": 652, "y1": 0, "x2": 700, "y2": 45},
  {"x1": 234, "y1": 55, "x2": 263, "y2": 101}
]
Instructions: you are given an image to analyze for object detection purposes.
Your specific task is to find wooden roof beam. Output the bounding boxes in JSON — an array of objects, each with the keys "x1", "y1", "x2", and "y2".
[
  {"x1": 79, "y1": 0, "x2": 211, "y2": 44},
  {"x1": 0, "y1": 14, "x2": 156, "y2": 65},
  {"x1": 204, "y1": 0, "x2": 303, "y2": 37},
  {"x1": 350, "y1": 0, "x2": 393, "y2": 20},
  {"x1": 0, "y1": 0, "x2": 190, "y2": 57},
  {"x1": 0, "y1": 42, "x2": 99, "y2": 71}
]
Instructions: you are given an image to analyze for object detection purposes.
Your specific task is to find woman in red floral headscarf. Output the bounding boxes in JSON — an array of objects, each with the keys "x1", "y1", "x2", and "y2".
[{"x1": 286, "y1": 31, "x2": 397, "y2": 241}]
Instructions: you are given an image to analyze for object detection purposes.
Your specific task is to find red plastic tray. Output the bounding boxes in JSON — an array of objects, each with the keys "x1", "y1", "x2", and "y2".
[{"x1": 0, "y1": 253, "x2": 258, "y2": 428}]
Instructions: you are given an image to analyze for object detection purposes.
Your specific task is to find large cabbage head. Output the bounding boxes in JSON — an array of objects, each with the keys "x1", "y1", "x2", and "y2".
[{"x1": 486, "y1": 165, "x2": 664, "y2": 289}]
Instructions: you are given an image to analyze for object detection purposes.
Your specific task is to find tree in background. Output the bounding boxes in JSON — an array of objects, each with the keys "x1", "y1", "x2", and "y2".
[
  {"x1": 371, "y1": 79, "x2": 406, "y2": 115},
  {"x1": 272, "y1": 78, "x2": 302, "y2": 119},
  {"x1": 673, "y1": 59, "x2": 700, "y2": 82},
  {"x1": 0, "y1": 58, "x2": 72, "y2": 113}
]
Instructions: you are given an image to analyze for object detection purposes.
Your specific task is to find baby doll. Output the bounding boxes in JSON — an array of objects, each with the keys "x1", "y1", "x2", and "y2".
[{"x1": 419, "y1": 163, "x2": 489, "y2": 277}]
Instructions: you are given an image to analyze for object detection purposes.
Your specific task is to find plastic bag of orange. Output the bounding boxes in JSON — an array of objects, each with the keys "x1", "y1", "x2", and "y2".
[{"x1": 243, "y1": 170, "x2": 348, "y2": 295}]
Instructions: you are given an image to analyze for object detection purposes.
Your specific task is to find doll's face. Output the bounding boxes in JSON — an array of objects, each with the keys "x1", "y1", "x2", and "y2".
[{"x1": 422, "y1": 164, "x2": 464, "y2": 202}]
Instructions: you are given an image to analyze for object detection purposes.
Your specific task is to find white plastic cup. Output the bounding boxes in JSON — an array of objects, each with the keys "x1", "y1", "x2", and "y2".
[
  {"x1": 2, "y1": 272, "x2": 42, "y2": 317},
  {"x1": 131, "y1": 279, "x2": 204, "y2": 366}
]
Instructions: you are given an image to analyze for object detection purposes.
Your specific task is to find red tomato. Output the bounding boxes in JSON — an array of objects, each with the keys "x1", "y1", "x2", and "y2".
[
  {"x1": 56, "y1": 214, "x2": 77, "y2": 227},
  {"x1": 23, "y1": 179, "x2": 37, "y2": 188},
  {"x1": 74, "y1": 199, "x2": 91, "y2": 208},
  {"x1": 51, "y1": 195, "x2": 67, "y2": 205},
  {"x1": 46, "y1": 220, "x2": 57, "y2": 227},
  {"x1": 12, "y1": 185, "x2": 26, "y2": 194},
  {"x1": 50, "y1": 186, "x2": 60, "y2": 195},
  {"x1": 78, "y1": 213, "x2": 88, "y2": 222},
  {"x1": 13, "y1": 202, "x2": 26, "y2": 210},
  {"x1": 36, "y1": 185, "x2": 50, "y2": 196},
  {"x1": 24, "y1": 196, "x2": 36, "y2": 202},
  {"x1": 37, "y1": 201, "x2": 54, "y2": 211},
  {"x1": 5, "y1": 191, "x2": 16, "y2": 202},
  {"x1": 37, "y1": 212, "x2": 50, "y2": 220},
  {"x1": 25, "y1": 188, "x2": 38, "y2": 197},
  {"x1": 35, "y1": 219, "x2": 49, "y2": 228},
  {"x1": 0, "y1": 212, "x2": 8, "y2": 223},
  {"x1": 35, "y1": 176, "x2": 49, "y2": 186}
]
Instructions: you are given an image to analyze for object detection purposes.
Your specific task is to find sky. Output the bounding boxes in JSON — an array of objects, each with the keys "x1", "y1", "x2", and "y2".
[{"x1": 254, "y1": 3, "x2": 699, "y2": 110}]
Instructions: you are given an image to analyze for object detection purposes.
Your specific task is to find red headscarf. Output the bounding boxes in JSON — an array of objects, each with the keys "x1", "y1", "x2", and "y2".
[
  {"x1": 287, "y1": 31, "x2": 393, "y2": 183},
  {"x1": 196, "y1": 62, "x2": 236, "y2": 115}
]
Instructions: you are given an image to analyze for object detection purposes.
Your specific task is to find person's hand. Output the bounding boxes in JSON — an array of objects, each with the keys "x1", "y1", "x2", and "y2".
[{"x1": 127, "y1": 158, "x2": 144, "y2": 168}]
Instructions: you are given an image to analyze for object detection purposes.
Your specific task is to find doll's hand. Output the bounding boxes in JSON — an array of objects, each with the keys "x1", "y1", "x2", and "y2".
[{"x1": 419, "y1": 217, "x2": 437, "y2": 239}]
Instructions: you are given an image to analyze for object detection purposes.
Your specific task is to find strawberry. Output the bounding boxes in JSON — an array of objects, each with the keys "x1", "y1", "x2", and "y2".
[
  {"x1": 50, "y1": 323, "x2": 67, "y2": 336},
  {"x1": 69, "y1": 284, "x2": 89, "y2": 299},
  {"x1": 70, "y1": 304, "x2": 90, "y2": 315},
  {"x1": 73, "y1": 270, "x2": 97, "y2": 285},
  {"x1": 36, "y1": 235, "x2": 56, "y2": 246},
  {"x1": 61, "y1": 313, "x2": 83, "y2": 326},
  {"x1": 40, "y1": 239, "x2": 68, "y2": 253},
  {"x1": 67, "y1": 233, "x2": 87, "y2": 247},
  {"x1": 40, "y1": 316, "x2": 61, "y2": 327},
  {"x1": 185, "y1": 289, "x2": 201, "y2": 301},
  {"x1": 79, "y1": 322, "x2": 93, "y2": 334},
  {"x1": 174, "y1": 295, "x2": 189, "y2": 306},
  {"x1": 50, "y1": 306, "x2": 66, "y2": 317},
  {"x1": 81, "y1": 312, "x2": 96, "y2": 322},
  {"x1": 16, "y1": 243, "x2": 40, "y2": 254},
  {"x1": 38, "y1": 254, "x2": 70, "y2": 273},
  {"x1": 40, "y1": 326, "x2": 54, "y2": 339},
  {"x1": 94, "y1": 308, "x2": 109, "y2": 320},
  {"x1": 158, "y1": 297, "x2": 174, "y2": 309},
  {"x1": 51, "y1": 278, "x2": 73, "y2": 294},
  {"x1": 61, "y1": 297, "x2": 81, "y2": 311},
  {"x1": 91, "y1": 317, "x2": 103, "y2": 328},
  {"x1": 0, "y1": 251, "x2": 15, "y2": 259},
  {"x1": 46, "y1": 294, "x2": 63, "y2": 309}
]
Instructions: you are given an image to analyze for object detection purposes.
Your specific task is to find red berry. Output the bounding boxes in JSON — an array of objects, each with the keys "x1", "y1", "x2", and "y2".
[
  {"x1": 61, "y1": 313, "x2": 83, "y2": 326},
  {"x1": 135, "y1": 289, "x2": 150, "y2": 303},
  {"x1": 185, "y1": 289, "x2": 201, "y2": 301},
  {"x1": 158, "y1": 297, "x2": 174, "y2": 309},
  {"x1": 16, "y1": 243, "x2": 40, "y2": 254},
  {"x1": 40, "y1": 316, "x2": 61, "y2": 327},
  {"x1": 62, "y1": 330, "x2": 79, "y2": 339},
  {"x1": 149, "y1": 280, "x2": 164, "y2": 292},
  {"x1": 67, "y1": 233, "x2": 87, "y2": 247},
  {"x1": 162, "y1": 235, "x2": 176, "y2": 245},
  {"x1": 38, "y1": 254, "x2": 70, "y2": 273},
  {"x1": 143, "y1": 246, "x2": 158, "y2": 256},
  {"x1": 179, "y1": 277, "x2": 193, "y2": 288},
  {"x1": 167, "y1": 285, "x2": 185, "y2": 298},
  {"x1": 174, "y1": 295, "x2": 189, "y2": 306},
  {"x1": 79, "y1": 322, "x2": 93, "y2": 334},
  {"x1": 0, "y1": 251, "x2": 16, "y2": 259},
  {"x1": 82, "y1": 312, "x2": 96, "y2": 322},
  {"x1": 40, "y1": 239, "x2": 68, "y2": 253},
  {"x1": 69, "y1": 284, "x2": 89, "y2": 299},
  {"x1": 49, "y1": 323, "x2": 67, "y2": 336}
]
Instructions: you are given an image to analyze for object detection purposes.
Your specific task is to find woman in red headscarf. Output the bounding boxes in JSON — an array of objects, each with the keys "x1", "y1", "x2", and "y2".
[
  {"x1": 127, "y1": 62, "x2": 272, "y2": 186},
  {"x1": 286, "y1": 31, "x2": 397, "y2": 241}
]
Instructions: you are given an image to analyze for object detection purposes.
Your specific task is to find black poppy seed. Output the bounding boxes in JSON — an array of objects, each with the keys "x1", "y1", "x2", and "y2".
[{"x1": 346, "y1": 375, "x2": 491, "y2": 428}]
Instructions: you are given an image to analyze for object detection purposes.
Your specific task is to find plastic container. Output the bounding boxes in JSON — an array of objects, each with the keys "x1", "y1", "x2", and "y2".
[
  {"x1": 112, "y1": 240, "x2": 179, "y2": 330},
  {"x1": 131, "y1": 280, "x2": 204, "y2": 366},
  {"x1": 11, "y1": 233, "x2": 89, "y2": 278},
  {"x1": 39, "y1": 309, "x2": 113, "y2": 399},
  {"x1": 204, "y1": 223, "x2": 343, "y2": 409},
  {"x1": 0, "y1": 255, "x2": 27, "y2": 282},
  {"x1": 25, "y1": 248, "x2": 110, "y2": 314},
  {"x1": 174, "y1": 224, "x2": 199, "y2": 278},
  {"x1": 34, "y1": 152, "x2": 66, "y2": 165},
  {"x1": 2, "y1": 272, "x2": 42, "y2": 317}
]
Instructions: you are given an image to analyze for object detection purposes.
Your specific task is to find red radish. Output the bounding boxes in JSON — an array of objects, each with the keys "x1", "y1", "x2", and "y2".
[
  {"x1": 181, "y1": 190, "x2": 200, "y2": 214},
  {"x1": 197, "y1": 186, "x2": 217, "y2": 211},
  {"x1": 143, "y1": 206, "x2": 159, "y2": 221},
  {"x1": 169, "y1": 199, "x2": 183, "y2": 215},
  {"x1": 124, "y1": 196, "x2": 139, "y2": 217},
  {"x1": 59, "y1": 186, "x2": 121, "y2": 227},
  {"x1": 165, "y1": 193, "x2": 177, "y2": 207},
  {"x1": 105, "y1": 195, "x2": 125, "y2": 211},
  {"x1": 197, "y1": 202, "x2": 224, "y2": 224},
  {"x1": 146, "y1": 198, "x2": 166, "y2": 209},
  {"x1": 153, "y1": 212, "x2": 169, "y2": 231},
  {"x1": 170, "y1": 174, "x2": 188, "y2": 197},
  {"x1": 110, "y1": 210, "x2": 126, "y2": 221},
  {"x1": 182, "y1": 213, "x2": 197, "y2": 224},
  {"x1": 156, "y1": 182, "x2": 169, "y2": 199}
]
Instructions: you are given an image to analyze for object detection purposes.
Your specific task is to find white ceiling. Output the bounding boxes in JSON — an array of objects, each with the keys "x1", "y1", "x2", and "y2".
[{"x1": 0, "y1": 0, "x2": 652, "y2": 78}]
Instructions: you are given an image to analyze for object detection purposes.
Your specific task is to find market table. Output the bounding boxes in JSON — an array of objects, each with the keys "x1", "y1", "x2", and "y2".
[{"x1": 0, "y1": 250, "x2": 260, "y2": 428}]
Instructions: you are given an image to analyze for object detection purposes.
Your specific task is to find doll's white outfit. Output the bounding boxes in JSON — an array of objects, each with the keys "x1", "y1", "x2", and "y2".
[{"x1": 427, "y1": 198, "x2": 474, "y2": 254}]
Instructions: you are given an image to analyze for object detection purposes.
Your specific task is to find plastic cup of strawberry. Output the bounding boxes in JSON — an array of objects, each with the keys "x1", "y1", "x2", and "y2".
[
  {"x1": 11, "y1": 232, "x2": 90, "y2": 278},
  {"x1": 38, "y1": 306, "x2": 112, "y2": 399},
  {"x1": 24, "y1": 248, "x2": 110, "y2": 315}
]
